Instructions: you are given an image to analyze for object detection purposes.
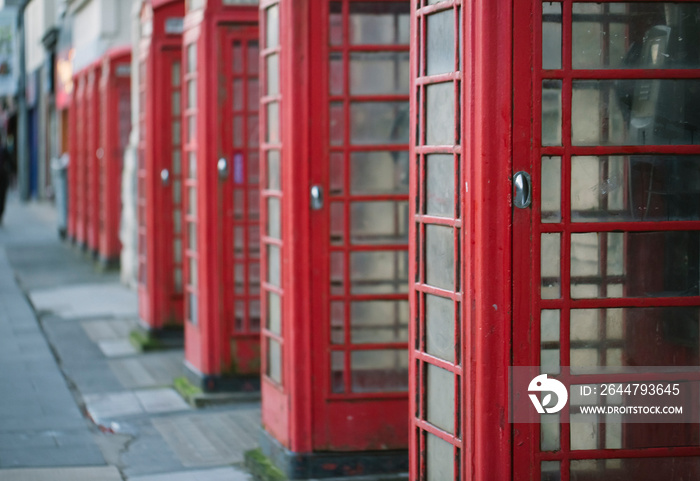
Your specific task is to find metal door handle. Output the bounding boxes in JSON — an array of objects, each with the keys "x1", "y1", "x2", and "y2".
[
  {"x1": 513, "y1": 171, "x2": 532, "y2": 209},
  {"x1": 217, "y1": 158, "x2": 229, "y2": 179},
  {"x1": 310, "y1": 185, "x2": 323, "y2": 210},
  {"x1": 160, "y1": 168, "x2": 170, "y2": 186}
]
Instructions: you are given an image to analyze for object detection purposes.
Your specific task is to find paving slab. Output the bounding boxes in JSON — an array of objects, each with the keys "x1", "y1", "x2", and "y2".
[
  {"x1": 28, "y1": 284, "x2": 138, "y2": 320},
  {"x1": 83, "y1": 319, "x2": 138, "y2": 342},
  {"x1": 133, "y1": 388, "x2": 190, "y2": 414},
  {"x1": 129, "y1": 466, "x2": 252, "y2": 481},
  {"x1": 109, "y1": 352, "x2": 184, "y2": 390},
  {"x1": 84, "y1": 391, "x2": 145, "y2": 422},
  {"x1": 152, "y1": 408, "x2": 261, "y2": 468},
  {"x1": 0, "y1": 466, "x2": 123, "y2": 481},
  {"x1": 99, "y1": 339, "x2": 139, "y2": 357}
]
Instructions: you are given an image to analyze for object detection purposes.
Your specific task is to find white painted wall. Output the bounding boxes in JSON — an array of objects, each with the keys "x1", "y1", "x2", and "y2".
[{"x1": 69, "y1": 0, "x2": 131, "y2": 72}]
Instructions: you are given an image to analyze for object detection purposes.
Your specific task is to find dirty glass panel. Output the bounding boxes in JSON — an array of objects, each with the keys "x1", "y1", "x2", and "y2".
[
  {"x1": 542, "y1": 80, "x2": 562, "y2": 146},
  {"x1": 174, "y1": 268, "x2": 183, "y2": 293},
  {"x1": 265, "y1": 4, "x2": 279, "y2": 49},
  {"x1": 172, "y1": 91, "x2": 181, "y2": 116},
  {"x1": 350, "y1": 201, "x2": 408, "y2": 244},
  {"x1": 426, "y1": 363, "x2": 454, "y2": 434},
  {"x1": 570, "y1": 307, "x2": 700, "y2": 370},
  {"x1": 425, "y1": 294, "x2": 454, "y2": 363},
  {"x1": 350, "y1": 251, "x2": 408, "y2": 294},
  {"x1": 267, "y1": 338, "x2": 282, "y2": 384},
  {"x1": 426, "y1": 154, "x2": 454, "y2": 217},
  {"x1": 541, "y1": 233, "x2": 561, "y2": 300},
  {"x1": 350, "y1": 300, "x2": 408, "y2": 343},
  {"x1": 266, "y1": 101, "x2": 280, "y2": 144},
  {"x1": 189, "y1": 257, "x2": 198, "y2": 288},
  {"x1": 267, "y1": 291, "x2": 281, "y2": 335},
  {"x1": 426, "y1": 433, "x2": 454, "y2": 481},
  {"x1": 573, "y1": 79, "x2": 700, "y2": 145},
  {"x1": 350, "y1": 52, "x2": 409, "y2": 95},
  {"x1": 541, "y1": 156, "x2": 561, "y2": 223},
  {"x1": 171, "y1": 61, "x2": 181, "y2": 86},
  {"x1": 331, "y1": 302, "x2": 344, "y2": 344},
  {"x1": 425, "y1": 225, "x2": 454, "y2": 291},
  {"x1": 267, "y1": 197, "x2": 281, "y2": 239},
  {"x1": 572, "y1": 3, "x2": 700, "y2": 69},
  {"x1": 541, "y1": 415, "x2": 560, "y2": 452},
  {"x1": 350, "y1": 102, "x2": 409, "y2": 145},
  {"x1": 267, "y1": 245, "x2": 280, "y2": 287},
  {"x1": 541, "y1": 461, "x2": 560, "y2": 481},
  {"x1": 541, "y1": 310, "x2": 560, "y2": 375},
  {"x1": 233, "y1": 79, "x2": 243, "y2": 110},
  {"x1": 348, "y1": 2, "x2": 410, "y2": 46},
  {"x1": 330, "y1": 251, "x2": 344, "y2": 295},
  {"x1": 248, "y1": 79, "x2": 259, "y2": 112},
  {"x1": 330, "y1": 202, "x2": 344, "y2": 245},
  {"x1": 350, "y1": 151, "x2": 408, "y2": 195},
  {"x1": 173, "y1": 209, "x2": 181, "y2": 234},
  {"x1": 571, "y1": 457, "x2": 700, "y2": 478},
  {"x1": 426, "y1": 9, "x2": 454, "y2": 76},
  {"x1": 571, "y1": 231, "x2": 699, "y2": 298},
  {"x1": 188, "y1": 292, "x2": 198, "y2": 324},
  {"x1": 188, "y1": 221, "x2": 197, "y2": 251},
  {"x1": 426, "y1": 82, "x2": 454, "y2": 146},
  {"x1": 173, "y1": 239, "x2": 182, "y2": 264},
  {"x1": 267, "y1": 149, "x2": 280, "y2": 190},
  {"x1": 350, "y1": 349, "x2": 408, "y2": 392},
  {"x1": 542, "y1": 2, "x2": 562, "y2": 70},
  {"x1": 330, "y1": 102, "x2": 344, "y2": 146},
  {"x1": 331, "y1": 351, "x2": 344, "y2": 393},
  {"x1": 329, "y1": 52, "x2": 343, "y2": 96},
  {"x1": 329, "y1": 2, "x2": 342, "y2": 46},
  {"x1": 266, "y1": 54, "x2": 279, "y2": 96},
  {"x1": 572, "y1": 155, "x2": 700, "y2": 222}
]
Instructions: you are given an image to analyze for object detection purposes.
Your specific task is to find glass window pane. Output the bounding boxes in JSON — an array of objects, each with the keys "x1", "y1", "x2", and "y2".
[
  {"x1": 172, "y1": 150, "x2": 181, "y2": 175},
  {"x1": 267, "y1": 102, "x2": 280, "y2": 144},
  {"x1": 426, "y1": 10, "x2": 454, "y2": 76},
  {"x1": 171, "y1": 61, "x2": 181, "y2": 86},
  {"x1": 267, "y1": 149, "x2": 281, "y2": 190},
  {"x1": 329, "y1": 2, "x2": 342, "y2": 46},
  {"x1": 350, "y1": 349, "x2": 408, "y2": 392},
  {"x1": 187, "y1": 80, "x2": 196, "y2": 110},
  {"x1": 330, "y1": 52, "x2": 343, "y2": 96},
  {"x1": 350, "y1": 251, "x2": 408, "y2": 294},
  {"x1": 350, "y1": 300, "x2": 408, "y2": 343},
  {"x1": 188, "y1": 184, "x2": 197, "y2": 215},
  {"x1": 351, "y1": 151, "x2": 408, "y2": 195},
  {"x1": 425, "y1": 294, "x2": 454, "y2": 363},
  {"x1": 425, "y1": 225, "x2": 454, "y2": 291},
  {"x1": 188, "y1": 221, "x2": 197, "y2": 252},
  {"x1": 350, "y1": 201, "x2": 408, "y2": 245},
  {"x1": 541, "y1": 233, "x2": 561, "y2": 300},
  {"x1": 267, "y1": 292, "x2": 281, "y2": 335},
  {"x1": 349, "y1": 2, "x2": 410, "y2": 45},
  {"x1": 542, "y1": 80, "x2": 562, "y2": 146},
  {"x1": 331, "y1": 351, "x2": 344, "y2": 392},
  {"x1": 330, "y1": 252, "x2": 344, "y2": 295},
  {"x1": 188, "y1": 292, "x2": 198, "y2": 324},
  {"x1": 542, "y1": 3, "x2": 562, "y2": 69},
  {"x1": 267, "y1": 245, "x2": 281, "y2": 288},
  {"x1": 350, "y1": 52, "x2": 409, "y2": 95},
  {"x1": 541, "y1": 309, "x2": 560, "y2": 375},
  {"x1": 571, "y1": 457, "x2": 700, "y2": 478},
  {"x1": 265, "y1": 5, "x2": 279, "y2": 49},
  {"x1": 350, "y1": 101, "x2": 409, "y2": 145},
  {"x1": 266, "y1": 54, "x2": 279, "y2": 96},
  {"x1": 172, "y1": 180, "x2": 181, "y2": 204},
  {"x1": 426, "y1": 82, "x2": 454, "y2": 146},
  {"x1": 267, "y1": 338, "x2": 282, "y2": 384},
  {"x1": 172, "y1": 91, "x2": 181, "y2": 116},
  {"x1": 426, "y1": 363, "x2": 454, "y2": 434},
  {"x1": 267, "y1": 197, "x2": 281, "y2": 239},
  {"x1": 248, "y1": 79, "x2": 259, "y2": 112},
  {"x1": 541, "y1": 156, "x2": 561, "y2": 223},
  {"x1": 541, "y1": 461, "x2": 560, "y2": 481},
  {"x1": 426, "y1": 154, "x2": 454, "y2": 217},
  {"x1": 426, "y1": 433, "x2": 454, "y2": 481},
  {"x1": 233, "y1": 79, "x2": 243, "y2": 110},
  {"x1": 247, "y1": 41, "x2": 259, "y2": 75},
  {"x1": 330, "y1": 101, "x2": 344, "y2": 146}
]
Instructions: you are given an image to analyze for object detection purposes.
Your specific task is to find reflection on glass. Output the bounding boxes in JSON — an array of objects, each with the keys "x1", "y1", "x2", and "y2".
[
  {"x1": 348, "y1": 2, "x2": 409, "y2": 45},
  {"x1": 541, "y1": 156, "x2": 561, "y2": 223},
  {"x1": 351, "y1": 151, "x2": 408, "y2": 195},
  {"x1": 542, "y1": 2, "x2": 562, "y2": 70},
  {"x1": 426, "y1": 433, "x2": 454, "y2": 481},
  {"x1": 350, "y1": 101, "x2": 409, "y2": 145},
  {"x1": 541, "y1": 310, "x2": 560, "y2": 375},
  {"x1": 426, "y1": 363, "x2": 454, "y2": 434},
  {"x1": 426, "y1": 154, "x2": 454, "y2": 217},
  {"x1": 542, "y1": 80, "x2": 562, "y2": 146},
  {"x1": 573, "y1": 3, "x2": 700, "y2": 69},
  {"x1": 571, "y1": 231, "x2": 699, "y2": 298},
  {"x1": 425, "y1": 225, "x2": 454, "y2": 291},
  {"x1": 350, "y1": 349, "x2": 408, "y2": 392},
  {"x1": 541, "y1": 461, "x2": 560, "y2": 481},
  {"x1": 350, "y1": 251, "x2": 408, "y2": 294},
  {"x1": 426, "y1": 10, "x2": 454, "y2": 76},
  {"x1": 573, "y1": 79, "x2": 700, "y2": 146},
  {"x1": 350, "y1": 52, "x2": 409, "y2": 95},
  {"x1": 572, "y1": 155, "x2": 700, "y2": 222},
  {"x1": 265, "y1": 5, "x2": 280, "y2": 49},
  {"x1": 570, "y1": 307, "x2": 700, "y2": 370},
  {"x1": 541, "y1": 415, "x2": 560, "y2": 453},
  {"x1": 426, "y1": 82, "x2": 454, "y2": 146},
  {"x1": 268, "y1": 338, "x2": 282, "y2": 384},
  {"x1": 350, "y1": 300, "x2": 408, "y2": 344},
  {"x1": 425, "y1": 294, "x2": 454, "y2": 363},
  {"x1": 541, "y1": 233, "x2": 561, "y2": 299},
  {"x1": 350, "y1": 201, "x2": 408, "y2": 245}
]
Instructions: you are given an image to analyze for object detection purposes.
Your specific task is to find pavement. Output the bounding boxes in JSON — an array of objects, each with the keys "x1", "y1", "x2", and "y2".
[{"x1": 0, "y1": 190, "x2": 259, "y2": 480}]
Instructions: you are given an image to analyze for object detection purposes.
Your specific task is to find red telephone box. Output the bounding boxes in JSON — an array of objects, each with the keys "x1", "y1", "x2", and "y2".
[
  {"x1": 137, "y1": 0, "x2": 185, "y2": 333},
  {"x1": 98, "y1": 48, "x2": 131, "y2": 268},
  {"x1": 258, "y1": 0, "x2": 410, "y2": 477},
  {"x1": 70, "y1": 70, "x2": 89, "y2": 247},
  {"x1": 409, "y1": 1, "x2": 700, "y2": 480},
  {"x1": 67, "y1": 74, "x2": 80, "y2": 242},
  {"x1": 181, "y1": 0, "x2": 261, "y2": 391},
  {"x1": 86, "y1": 62, "x2": 102, "y2": 255}
]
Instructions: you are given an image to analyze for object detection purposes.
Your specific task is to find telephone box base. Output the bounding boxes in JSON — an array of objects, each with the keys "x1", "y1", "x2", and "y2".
[
  {"x1": 257, "y1": 429, "x2": 408, "y2": 480},
  {"x1": 183, "y1": 361, "x2": 260, "y2": 394},
  {"x1": 134, "y1": 319, "x2": 184, "y2": 349}
]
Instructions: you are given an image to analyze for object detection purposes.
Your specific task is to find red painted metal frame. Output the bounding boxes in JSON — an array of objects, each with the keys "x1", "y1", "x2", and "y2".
[
  {"x1": 261, "y1": 0, "x2": 410, "y2": 454},
  {"x1": 67, "y1": 75, "x2": 79, "y2": 241},
  {"x1": 98, "y1": 47, "x2": 131, "y2": 266},
  {"x1": 138, "y1": 0, "x2": 185, "y2": 331},
  {"x1": 73, "y1": 70, "x2": 88, "y2": 247},
  {"x1": 182, "y1": 0, "x2": 259, "y2": 385},
  {"x1": 513, "y1": 2, "x2": 700, "y2": 480},
  {"x1": 86, "y1": 62, "x2": 102, "y2": 254},
  {"x1": 409, "y1": 0, "x2": 512, "y2": 479}
]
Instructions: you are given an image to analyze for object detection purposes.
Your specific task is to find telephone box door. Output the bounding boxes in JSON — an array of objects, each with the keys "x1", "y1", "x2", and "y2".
[
  {"x1": 217, "y1": 25, "x2": 261, "y2": 375},
  {"x1": 308, "y1": 0, "x2": 411, "y2": 450},
  {"x1": 513, "y1": 2, "x2": 700, "y2": 479}
]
